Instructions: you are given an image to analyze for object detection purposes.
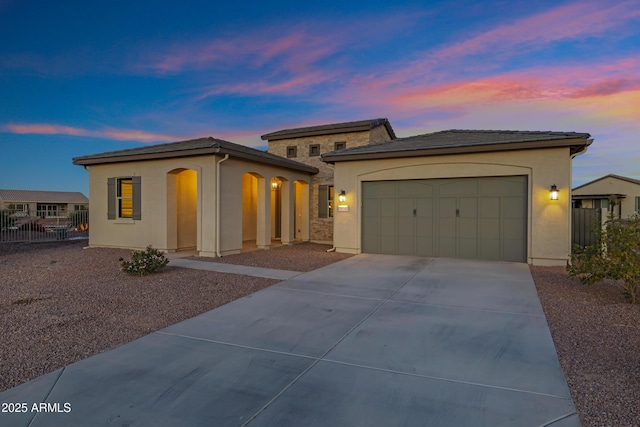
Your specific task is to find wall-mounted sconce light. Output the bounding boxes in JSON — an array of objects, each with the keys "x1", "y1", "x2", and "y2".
[
  {"x1": 550, "y1": 184, "x2": 558, "y2": 200},
  {"x1": 271, "y1": 179, "x2": 280, "y2": 190},
  {"x1": 338, "y1": 190, "x2": 346, "y2": 203}
]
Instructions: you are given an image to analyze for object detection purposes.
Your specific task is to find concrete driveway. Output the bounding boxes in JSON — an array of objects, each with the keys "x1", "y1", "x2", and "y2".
[{"x1": 0, "y1": 254, "x2": 579, "y2": 426}]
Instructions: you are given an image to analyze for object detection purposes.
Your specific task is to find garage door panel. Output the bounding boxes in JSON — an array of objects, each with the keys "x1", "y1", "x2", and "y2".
[
  {"x1": 380, "y1": 198, "x2": 396, "y2": 218},
  {"x1": 480, "y1": 218, "x2": 500, "y2": 239},
  {"x1": 480, "y1": 197, "x2": 500, "y2": 219},
  {"x1": 362, "y1": 198, "x2": 379, "y2": 253},
  {"x1": 459, "y1": 238, "x2": 478, "y2": 258},
  {"x1": 480, "y1": 239, "x2": 501, "y2": 260},
  {"x1": 504, "y1": 196, "x2": 526, "y2": 218},
  {"x1": 399, "y1": 181, "x2": 434, "y2": 197},
  {"x1": 415, "y1": 237, "x2": 435, "y2": 256},
  {"x1": 439, "y1": 178, "x2": 478, "y2": 196},
  {"x1": 438, "y1": 237, "x2": 456, "y2": 257},
  {"x1": 363, "y1": 181, "x2": 397, "y2": 198},
  {"x1": 362, "y1": 177, "x2": 527, "y2": 262},
  {"x1": 503, "y1": 239, "x2": 525, "y2": 262},
  {"x1": 479, "y1": 176, "x2": 526, "y2": 196}
]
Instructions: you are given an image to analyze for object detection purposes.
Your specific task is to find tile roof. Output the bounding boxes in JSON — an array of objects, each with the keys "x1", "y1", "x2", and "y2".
[
  {"x1": 322, "y1": 129, "x2": 592, "y2": 162},
  {"x1": 0, "y1": 189, "x2": 88, "y2": 203},
  {"x1": 73, "y1": 137, "x2": 319, "y2": 173},
  {"x1": 261, "y1": 118, "x2": 396, "y2": 140},
  {"x1": 572, "y1": 174, "x2": 640, "y2": 191}
]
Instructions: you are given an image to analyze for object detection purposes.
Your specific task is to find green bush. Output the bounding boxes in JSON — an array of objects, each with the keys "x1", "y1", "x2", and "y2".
[
  {"x1": 567, "y1": 213, "x2": 640, "y2": 303},
  {"x1": 121, "y1": 245, "x2": 169, "y2": 276}
]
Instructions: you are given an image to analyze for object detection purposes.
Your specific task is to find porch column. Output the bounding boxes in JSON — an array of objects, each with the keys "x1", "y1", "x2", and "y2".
[
  {"x1": 256, "y1": 177, "x2": 272, "y2": 249},
  {"x1": 281, "y1": 180, "x2": 294, "y2": 245}
]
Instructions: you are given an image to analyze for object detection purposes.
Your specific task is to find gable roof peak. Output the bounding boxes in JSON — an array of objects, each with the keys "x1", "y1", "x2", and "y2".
[
  {"x1": 261, "y1": 118, "x2": 396, "y2": 140},
  {"x1": 572, "y1": 173, "x2": 640, "y2": 190}
]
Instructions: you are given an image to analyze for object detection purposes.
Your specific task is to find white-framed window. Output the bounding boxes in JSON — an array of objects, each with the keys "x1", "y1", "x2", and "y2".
[{"x1": 37, "y1": 204, "x2": 58, "y2": 217}]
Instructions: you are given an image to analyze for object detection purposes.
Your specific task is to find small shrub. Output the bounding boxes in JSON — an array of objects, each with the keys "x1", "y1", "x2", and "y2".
[
  {"x1": 567, "y1": 213, "x2": 640, "y2": 304},
  {"x1": 121, "y1": 245, "x2": 169, "y2": 276}
]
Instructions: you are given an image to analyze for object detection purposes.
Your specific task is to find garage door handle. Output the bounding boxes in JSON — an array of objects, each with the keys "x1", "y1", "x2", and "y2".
[
  {"x1": 413, "y1": 209, "x2": 417, "y2": 217},
  {"x1": 456, "y1": 208, "x2": 460, "y2": 218}
]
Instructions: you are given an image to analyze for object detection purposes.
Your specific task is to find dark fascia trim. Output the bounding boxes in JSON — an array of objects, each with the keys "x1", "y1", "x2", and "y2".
[
  {"x1": 73, "y1": 146, "x2": 319, "y2": 174},
  {"x1": 571, "y1": 193, "x2": 627, "y2": 200},
  {"x1": 322, "y1": 138, "x2": 591, "y2": 163}
]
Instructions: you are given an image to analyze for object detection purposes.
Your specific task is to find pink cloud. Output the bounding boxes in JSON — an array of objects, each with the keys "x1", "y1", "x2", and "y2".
[
  {"x1": 3, "y1": 123, "x2": 181, "y2": 143},
  {"x1": 140, "y1": 25, "x2": 343, "y2": 76},
  {"x1": 197, "y1": 69, "x2": 334, "y2": 99},
  {"x1": 428, "y1": 1, "x2": 640, "y2": 64}
]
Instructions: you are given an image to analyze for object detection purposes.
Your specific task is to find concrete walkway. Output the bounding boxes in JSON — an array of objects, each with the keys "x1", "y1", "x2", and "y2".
[
  {"x1": 0, "y1": 254, "x2": 579, "y2": 426},
  {"x1": 165, "y1": 252, "x2": 303, "y2": 280}
]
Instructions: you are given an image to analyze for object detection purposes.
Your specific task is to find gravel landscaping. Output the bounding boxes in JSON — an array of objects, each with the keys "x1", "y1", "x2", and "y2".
[
  {"x1": 1, "y1": 241, "x2": 638, "y2": 426},
  {"x1": 531, "y1": 266, "x2": 640, "y2": 427}
]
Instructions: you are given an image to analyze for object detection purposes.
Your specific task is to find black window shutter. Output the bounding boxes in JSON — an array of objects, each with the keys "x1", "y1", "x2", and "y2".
[
  {"x1": 132, "y1": 176, "x2": 142, "y2": 220},
  {"x1": 107, "y1": 178, "x2": 116, "y2": 220},
  {"x1": 318, "y1": 185, "x2": 328, "y2": 218}
]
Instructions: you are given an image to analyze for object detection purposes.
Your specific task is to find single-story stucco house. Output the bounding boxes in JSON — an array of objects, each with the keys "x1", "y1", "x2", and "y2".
[
  {"x1": 0, "y1": 189, "x2": 88, "y2": 217},
  {"x1": 572, "y1": 174, "x2": 640, "y2": 219},
  {"x1": 72, "y1": 119, "x2": 592, "y2": 266}
]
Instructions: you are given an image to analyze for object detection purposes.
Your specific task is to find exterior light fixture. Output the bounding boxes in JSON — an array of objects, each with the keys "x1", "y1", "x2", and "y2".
[
  {"x1": 271, "y1": 179, "x2": 279, "y2": 190},
  {"x1": 550, "y1": 184, "x2": 559, "y2": 200},
  {"x1": 338, "y1": 190, "x2": 346, "y2": 203}
]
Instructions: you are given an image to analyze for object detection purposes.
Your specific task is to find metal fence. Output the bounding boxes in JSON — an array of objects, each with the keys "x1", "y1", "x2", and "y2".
[
  {"x1": 572, "y1": 207, "x2": 601, "y2": 248},
  {"x1": 0, "y1": 208, "x2": 89, "y2": 243}
]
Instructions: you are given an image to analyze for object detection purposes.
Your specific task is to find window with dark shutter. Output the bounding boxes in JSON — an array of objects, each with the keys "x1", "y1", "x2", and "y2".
[
  {"x1": 334, "y1": 141, "x2": 346, "y2": 151},
  {"x1": 107, "y1": 178, "x2": 116, "y2": 219},
  {"x1": 286, "y1": 146, "x2": 297, "y2": 158},
  {"x1": 318, "y1": 185, "x2": 334, "y2": 218},
  {"x1": 309, "y1": 144, "x2": 320, "y2": 156},
  {"x1": 108, "y1": 176, "x2": 141, "y2": 220}
]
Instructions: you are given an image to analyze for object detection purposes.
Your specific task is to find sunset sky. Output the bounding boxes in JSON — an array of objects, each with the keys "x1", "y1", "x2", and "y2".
[{"x1": 1, "y1": 0, "x2": 638, "y2": 195}]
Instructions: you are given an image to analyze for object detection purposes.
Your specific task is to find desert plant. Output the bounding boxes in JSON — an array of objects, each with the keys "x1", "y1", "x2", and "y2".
[
  {"x1": 567, "y1": 213, "x2": 640, "y2": 303},
  {"x1": 121, "y1": 245, "x2": 169, "y2": 276}
]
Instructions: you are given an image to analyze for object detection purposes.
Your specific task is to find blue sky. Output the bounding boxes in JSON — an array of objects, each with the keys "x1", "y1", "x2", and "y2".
[{"x1": 1, "y1": 0, "x2": 639, "y2": 196}]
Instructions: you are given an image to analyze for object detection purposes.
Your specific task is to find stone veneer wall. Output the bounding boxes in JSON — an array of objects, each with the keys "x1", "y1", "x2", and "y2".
[{"x1": 267, "y1": 124, "x2": 393, "y2": 242}]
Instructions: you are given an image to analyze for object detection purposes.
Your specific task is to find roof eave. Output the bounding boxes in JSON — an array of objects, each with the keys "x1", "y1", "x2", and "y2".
[
  {"x1": 261, "y1": 125, "x2": 372, "y2": 141},
  {"x1": 72, "y1": 147, "x2": 220, "y2": 166},
  {"x1": 322, "y1": 138, "x2": 590, "y2": 163},
  {"x1": 215, "y1": 147, "x2": 319, "y2": 174},
  {"x1": 73, "y1": 146, "x2": 318, "y2": 174}
]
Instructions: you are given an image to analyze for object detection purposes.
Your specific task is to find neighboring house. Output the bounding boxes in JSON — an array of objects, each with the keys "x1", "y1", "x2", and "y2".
[
  {"x1": 262, "y1": 118, "x2": 395, "y2": 243},
  {"x1": 73, "y1": 121, "x2": 592, "y2": 266},
  {"x1": 572, "y1": 174, "x2": 640, "y2": 219},
  {"x1": 0, "y1": 189, "x2": 88, "y2": 219}
]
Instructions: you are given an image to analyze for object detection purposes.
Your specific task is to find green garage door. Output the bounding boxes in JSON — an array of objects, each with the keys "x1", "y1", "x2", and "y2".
[{"x1": 362, "y1": 176, "x2": 527, "y2": 262}]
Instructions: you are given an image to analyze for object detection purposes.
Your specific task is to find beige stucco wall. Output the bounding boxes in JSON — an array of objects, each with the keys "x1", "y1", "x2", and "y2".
[
  {"x1": 573, "y1": 177, "x2": 640, "y2": 219},
  {"x1": 86, "y1": 154, "x2": 312, "y2": 256},
  {"x1": 87, "y1": 156, "x2": 214, "y2": 252},
  {"x1": 332, "y1": 147, "x2": 574, "y2": 266},
  {"x1": 267, "y1": 125, "x2": 393, "y2": 243}
]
